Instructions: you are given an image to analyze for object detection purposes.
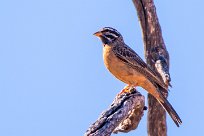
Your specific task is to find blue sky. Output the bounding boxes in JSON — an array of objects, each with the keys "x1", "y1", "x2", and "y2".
[{"x1": 0, "y1": 0, "x2": 204, "y2": 136}]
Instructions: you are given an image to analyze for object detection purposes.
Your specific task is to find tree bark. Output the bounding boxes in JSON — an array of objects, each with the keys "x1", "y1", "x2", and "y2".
[
  {"x1": 132, "y1": 0, "x2": 170, "y2": 136},
  {"x1": 85, "y1": 88, "x2": 145, "y2": 136}
]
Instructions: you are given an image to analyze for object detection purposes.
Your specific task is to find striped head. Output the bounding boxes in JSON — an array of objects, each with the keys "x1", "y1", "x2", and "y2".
[{"x1": 93, "y1": 27, "x2": 123, "y2": 45}]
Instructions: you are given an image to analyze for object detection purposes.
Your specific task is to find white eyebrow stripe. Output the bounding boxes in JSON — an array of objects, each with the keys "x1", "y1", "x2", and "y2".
[
  {"x1": 105, "y1": 33, "x2": 117, "y2": 39},
  {"x1": 102, "y1": 27, "x2": 121, "y2": 36}
]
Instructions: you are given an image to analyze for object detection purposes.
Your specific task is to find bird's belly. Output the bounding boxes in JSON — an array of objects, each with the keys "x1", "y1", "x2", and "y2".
[{"x1": 103, "y1": 47, "x2": 145, "y2": 86}]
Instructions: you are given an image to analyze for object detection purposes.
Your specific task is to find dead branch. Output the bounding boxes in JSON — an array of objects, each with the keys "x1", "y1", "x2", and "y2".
[
  {"x1": 132, "y1": 0, "x2": 170, "y2": 135},
  {"x1": 85, "y1": 88, "x2": 145, "y2": 136}
]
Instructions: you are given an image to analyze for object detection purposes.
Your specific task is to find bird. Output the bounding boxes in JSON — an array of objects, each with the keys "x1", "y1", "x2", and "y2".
[{"x1": 93, "y1": 27, "x2": 182, "y2": 127}]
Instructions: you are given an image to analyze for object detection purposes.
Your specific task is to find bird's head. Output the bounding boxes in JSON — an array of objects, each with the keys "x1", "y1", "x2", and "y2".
[{"x1": 93, "y1": 27, "x2": 123, "y2": 45}]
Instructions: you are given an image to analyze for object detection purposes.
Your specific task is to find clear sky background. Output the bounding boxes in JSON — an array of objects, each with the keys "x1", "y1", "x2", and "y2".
[{"x1": 0, "y1": 0, "x2": 203, "y2": 136}]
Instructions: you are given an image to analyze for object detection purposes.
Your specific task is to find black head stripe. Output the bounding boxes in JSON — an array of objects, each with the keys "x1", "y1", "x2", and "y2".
[
  {"x1": 100, "y1": 35, "x2": 111, "y2": 44},
  {"x1": 105, "y1": 34, "x2": 116, "y2": 40},
  {"x1": 102, "y1": 27, "x2": 121, "y2": 37}
]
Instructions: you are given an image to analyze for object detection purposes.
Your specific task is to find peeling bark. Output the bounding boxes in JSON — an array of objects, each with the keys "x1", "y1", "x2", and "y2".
[{"x1": 85, "y1": 89, "x2": 145, "y2": 136}]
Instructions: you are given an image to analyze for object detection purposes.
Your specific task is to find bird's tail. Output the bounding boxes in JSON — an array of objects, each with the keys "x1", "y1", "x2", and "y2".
[{"x1": 157, "y1": 93, "x2": 182, "y2": 127}]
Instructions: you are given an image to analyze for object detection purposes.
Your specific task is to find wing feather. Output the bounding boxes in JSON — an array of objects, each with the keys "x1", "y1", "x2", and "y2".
[{"x1": 112, "y1": 44, "x2": 167, "y2": 90}]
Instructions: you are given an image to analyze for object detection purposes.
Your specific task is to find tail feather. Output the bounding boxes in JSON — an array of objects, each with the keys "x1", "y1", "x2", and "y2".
[{"x1": 158, "y1": 94, "x2": 182, "y2": 127}]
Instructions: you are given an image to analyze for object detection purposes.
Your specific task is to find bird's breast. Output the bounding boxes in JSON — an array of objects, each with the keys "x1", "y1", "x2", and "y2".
[{"x1": 103, "y1": 45, "x2": 145, "y2": 85}]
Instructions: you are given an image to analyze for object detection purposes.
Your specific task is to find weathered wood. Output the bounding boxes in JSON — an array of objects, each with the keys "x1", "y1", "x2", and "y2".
[
  {"x1": 132, "y1": 0, "x2": 170, "y2": 135},
  {"x1": 85, "y1": 88, "x2": 145, "y2": 136}
]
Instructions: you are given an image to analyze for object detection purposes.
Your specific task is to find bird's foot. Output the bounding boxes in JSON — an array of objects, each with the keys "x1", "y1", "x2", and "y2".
[{"x1": 117, "y1": 85, "x2": 134, "y2": 96}]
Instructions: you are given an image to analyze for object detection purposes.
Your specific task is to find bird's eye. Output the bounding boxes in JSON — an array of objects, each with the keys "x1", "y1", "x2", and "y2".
[{"x1": 105, "y1": 34, "x2": 116, "y2": 40}]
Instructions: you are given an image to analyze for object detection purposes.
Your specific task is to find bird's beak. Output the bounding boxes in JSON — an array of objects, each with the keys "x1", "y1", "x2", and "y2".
[{"x1": 93, "y1": 31, "x2": 102, "y2": 37}]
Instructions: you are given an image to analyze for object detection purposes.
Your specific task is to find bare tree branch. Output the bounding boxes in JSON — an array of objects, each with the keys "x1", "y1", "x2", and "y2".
[
  {"x1": 85, "y1": 88, "x2": 145, "y2": 136},
  {"x1": 132, "y1": 0, "x2": 170, "y2": 135}
]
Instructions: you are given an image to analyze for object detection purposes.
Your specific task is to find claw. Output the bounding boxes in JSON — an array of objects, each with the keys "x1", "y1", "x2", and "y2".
[{"x1": 117, "y1": 85, "x2": 134, "y2": 96}]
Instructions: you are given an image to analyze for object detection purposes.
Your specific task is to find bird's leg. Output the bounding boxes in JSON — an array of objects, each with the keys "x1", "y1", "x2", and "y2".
[{"x1": 117, "y1": 85, "x2": 135, "y2": 96}]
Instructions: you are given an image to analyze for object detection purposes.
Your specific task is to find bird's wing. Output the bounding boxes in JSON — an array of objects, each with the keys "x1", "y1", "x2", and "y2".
[{"x1": 112, "y1": 44, "x2": 167, "y2": 90}]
